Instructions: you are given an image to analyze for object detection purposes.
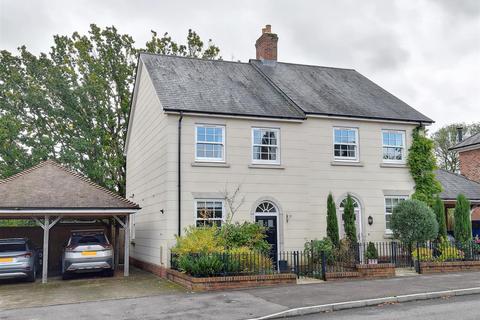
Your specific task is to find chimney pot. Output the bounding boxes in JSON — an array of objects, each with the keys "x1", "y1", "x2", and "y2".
[{"x1": 255, "y1": 25, "x2": 278, "y2": 61}]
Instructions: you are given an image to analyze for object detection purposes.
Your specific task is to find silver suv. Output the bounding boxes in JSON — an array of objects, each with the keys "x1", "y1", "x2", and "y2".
[
  {"x1": 0, "y1": 238, "x2": 38, "y2": 282},
  {"x1": 62, "y1": 230, "x2": 114, "y2": 279}
]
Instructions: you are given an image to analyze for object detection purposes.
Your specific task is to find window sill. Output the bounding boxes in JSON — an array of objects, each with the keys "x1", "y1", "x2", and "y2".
[
  {"x1": 380, "y1": 163, "x2": 407, "y2": 168},
  {"x1": 330, "y1": 161, "x2": 364, "y2": 167},
  {"x1": 383, "y1": 232, "x2": 394, "y2": 239},
  {"x1": 248, "y1": 164, "x2": 285, "y2": 170},
  {"x1": 191, "y1": 162, "x2": 230, "y2": 168}
]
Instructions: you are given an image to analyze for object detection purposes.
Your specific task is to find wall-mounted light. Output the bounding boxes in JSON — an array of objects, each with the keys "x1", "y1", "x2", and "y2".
[
  {"x1": 286, "y1": 214, "x2": 292, "y2": 223},
  {"x1": 368, "y1": 216, "x2": 373, "y2": 226},
  {"x1": 160, "y1": 209, "x2": 164, "y2": 214}
]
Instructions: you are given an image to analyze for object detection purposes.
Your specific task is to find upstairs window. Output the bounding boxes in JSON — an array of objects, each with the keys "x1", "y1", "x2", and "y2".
[
  {"x1": 195, "y1": 200, "x2": 224, "y2": 227},
  {"x1": 382, "y1": 130, "x2": 406, "y2": 163},
  {"x1": 195, "y1": 125, "x2": 225, "y2": 162},
  {"x1": 252, "y1": 128, "x2": 280, "y2": 164},
  {"x1": 333, "y1": 127, "x2": 359, "y2": 161}
]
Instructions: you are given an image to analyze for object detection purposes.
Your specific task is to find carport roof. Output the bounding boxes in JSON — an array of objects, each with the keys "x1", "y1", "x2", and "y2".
[{"x1": 0, "y1": 160, "x2": 139, "y2": 210}]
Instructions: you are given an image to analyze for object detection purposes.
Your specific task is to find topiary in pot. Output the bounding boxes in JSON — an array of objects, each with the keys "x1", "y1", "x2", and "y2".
[{"x1": 365, "y1": 242, "x2": 379, "y2": 264}]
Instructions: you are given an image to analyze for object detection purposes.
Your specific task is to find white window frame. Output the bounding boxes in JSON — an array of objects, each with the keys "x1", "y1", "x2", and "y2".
[
  {"x1": 384, "y1": 196, "x2": 408, "y2": 233},
  {"x1": 382, "y1": 130, "x2": 406, "y2": 164},
  {"x1": 251, "y1": 127, "x2": 281, "y2": 165},
  {"x1": 194, "y1": 199, "x2": 225, "y2": 227},
  {"x1": 333, "y1": 127, "x2": 359, "y2": 162},
  {"x1": 195, "y1": 124, "x2": 225, "y2": 162}
]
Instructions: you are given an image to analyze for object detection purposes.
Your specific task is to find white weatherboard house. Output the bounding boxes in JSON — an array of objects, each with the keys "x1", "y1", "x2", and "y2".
[{"x1": 125, "y1": 25, "x2": 433, "y2": 271}]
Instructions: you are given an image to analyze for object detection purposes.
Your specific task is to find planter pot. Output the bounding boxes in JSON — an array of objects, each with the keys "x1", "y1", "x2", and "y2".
[{"x1": 367, "y1": 259, "x2": 378, "y2": 265}]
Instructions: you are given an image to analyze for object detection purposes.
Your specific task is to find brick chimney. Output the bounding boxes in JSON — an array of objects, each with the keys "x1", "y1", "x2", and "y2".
[{"x1": 255, "y1": 24, "x2": 278, "y2": 61}]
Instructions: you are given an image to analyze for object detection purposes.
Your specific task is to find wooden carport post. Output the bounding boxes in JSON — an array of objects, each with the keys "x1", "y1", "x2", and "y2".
[
  {"x1": 35, "y1": 215, "x2": 62, "y2": 284},
  {"x1": 113, "y1": 215, "x2": 130, "y2": 276}
]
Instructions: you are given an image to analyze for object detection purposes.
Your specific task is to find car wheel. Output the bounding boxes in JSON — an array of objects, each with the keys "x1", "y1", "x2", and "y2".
[{"x1": 27, "y1": 264, "x2": 36, "y2": 282}]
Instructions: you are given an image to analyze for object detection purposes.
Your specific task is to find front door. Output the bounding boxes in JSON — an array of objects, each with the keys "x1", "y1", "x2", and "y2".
[{"x1": 255, "y1": 216, "x2": 278, "y2": 263}]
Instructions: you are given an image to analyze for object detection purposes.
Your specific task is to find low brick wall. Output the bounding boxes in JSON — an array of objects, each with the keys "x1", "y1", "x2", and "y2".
[
  {"x1": 130, "y1": 257, "x2": 167, "y2": 278},
  {"x1": 356, "y1": 263, "x2": 395, "y2": 278},
  {"x1": 166, "y1": 269, "x2": 296, "y2": 291},
  {"x1": 420, "y1": 261, "x2": 480, "y2": 274},
  {"x1": 325, "y1": 271, "x2": 360, "y2": 280}
]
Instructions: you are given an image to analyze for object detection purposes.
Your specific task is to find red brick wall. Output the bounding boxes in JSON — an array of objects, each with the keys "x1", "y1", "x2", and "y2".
[
  {"x1": 420, "y1": 261, "x2": 480, "y2": 274},
  {"x1": 459, "y1": 149, "x2": 480, "y2": 183}
]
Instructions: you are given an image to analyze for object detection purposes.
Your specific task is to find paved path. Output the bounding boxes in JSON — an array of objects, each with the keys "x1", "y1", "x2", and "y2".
[
  {"x1": 1, "y1": 272, "x2": 480, "y2": 319},
  {"x1": 291, "y1": 294, "x2": 480, "y2": 319}
]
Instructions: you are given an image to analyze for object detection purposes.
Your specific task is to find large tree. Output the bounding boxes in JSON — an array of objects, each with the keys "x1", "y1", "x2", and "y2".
[
  {"x1": 431, "y1": 123, "x2": 480, "y2": 173},
  {"x1": 0, "y1": 25, "x2": 220, "y2": 195}
]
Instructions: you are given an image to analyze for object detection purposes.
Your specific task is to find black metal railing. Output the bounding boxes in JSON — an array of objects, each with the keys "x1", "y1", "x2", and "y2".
[{"x1": 413, "y1": 239, "x2": 480, "y2": 267}]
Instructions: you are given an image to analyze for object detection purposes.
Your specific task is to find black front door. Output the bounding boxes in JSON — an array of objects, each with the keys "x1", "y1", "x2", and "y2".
[{"x1": 255, "y1": 216, "x2": 278, "y2": 263}]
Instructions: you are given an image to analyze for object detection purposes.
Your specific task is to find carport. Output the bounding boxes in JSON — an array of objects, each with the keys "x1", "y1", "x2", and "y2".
[{"x1": 0, "y1": 160, "x2": 139, "y2": 283}]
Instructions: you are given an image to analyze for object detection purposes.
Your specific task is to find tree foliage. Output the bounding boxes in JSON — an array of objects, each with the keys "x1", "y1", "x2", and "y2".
[
  {"x1": 408, "y1": 127, "x2": 442, "y2": 207},
  {"x1": 431, "y1": 123, "x2": 480, "y2": 173},
  {"x1": 433, "y1": 195, "x2": 447, "y2": 240},
  {"x1": 343, "y1": 194, "x2": 357, "y2": 244},
  {"x1": 0, "y1": 25, "x2": 220, "y2": 195},
  {"x1": 391, "y1": 199, "x2": 438, "y2": 245},
  {"x1": 326, "y1": 193, "x2": 340, "y2": 246},
  {"x1": 454, "y1": 194, "x2": 472, "y2": 242}
]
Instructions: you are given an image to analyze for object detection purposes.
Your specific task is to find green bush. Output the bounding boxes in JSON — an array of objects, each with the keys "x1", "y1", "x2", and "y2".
[
  {"x1": 217, "y1": 222, "x2": 270, "y2": 253},
  {"x1": 326, "y1": 193, "x2": 340, "y2": 247},
  {"x1": 304, "y1": 237, "x2": 334, "y2": 263},
  {"x1": 454, "y1": 194, "x2": 472, "y2": 243},
  {"x1": 437, "y1": 239, "x2": 464, "y2": 262},
  {"x1": 333, "y1": 238, "x2": 357, "y2": 266},
  {"x1": 171, "y1": 226, "x2": 223, "y2": 255},
  {"x1": 390, "y1": 199, "x2": 438, "y2": 245},
  {"x1": 177, "y1": 254, "x2": 224, "y2": 277},
  {"x1": 343, "y1": 194, "x2": 357, "y2": 244},
  {"x1": 225, "y1": 247, "x2": 273, "y2": 273},
  {"x1": 433, "y1": 195, "x2": 447, "y2": 240},
  {"x1": 365, "y1": 242, "x2": 378, "y2": 260}
]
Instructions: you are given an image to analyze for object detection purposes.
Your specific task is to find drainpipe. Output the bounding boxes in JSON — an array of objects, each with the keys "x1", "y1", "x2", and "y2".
[{"x1": 178, "y1": 112, "x2": 183, "y2": 236}]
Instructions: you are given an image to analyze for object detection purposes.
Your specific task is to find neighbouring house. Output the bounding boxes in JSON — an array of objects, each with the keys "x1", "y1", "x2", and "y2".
[
  {"x1": 125, "y1": 25, "x2": 433, "y2": 274},
  {"x1": 439, "y1": 130, "x2": 480, "y2": 237}
]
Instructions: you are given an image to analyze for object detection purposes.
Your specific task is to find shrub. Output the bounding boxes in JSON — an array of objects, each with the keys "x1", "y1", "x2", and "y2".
[
  {"x1": 454, "y1": 194, "x2": 472, "y2": 243},
  {"x1": 437, "y1": 239, "x2": 464, "y2": 262},
  {"x1": 343, "y1": 194, "x2": 357, "y2": 244},
  {"x1": 408, "y1": 127, "x2": 442, "y2": 207},
  {"x1": 225, "y1": 247, "x2": 273, "y2": 274},
  {"x1": 171, "y1": 226, "x2": 223, "y2": 255},
  {"x1": 391, "y1": 199, "x2": 438, "y2": 245},
  {"x1": 326, "y1": 193, "x2": 340, "y2": 247},
  {"x1": 365, "y1": 242, "x2": 378, "y2": 260},
  {"x1": 177, "y1": 254, "x2": 224, "y2": 277},
  {"x1": 333, "y1": 238, "x2": 357, "y2": 266},
  {"x1": 412, "y1": 247, "x2": 433, "y2": 261},
  {"x1": 304, "y1": 237, "x2": 334, "y2": 263},
  {"x1": 217, "y1": 222, "x2": 270, "y2": 253},
  {"x1": 433, "y1": 195, "x2": 447, "y2": 240}
]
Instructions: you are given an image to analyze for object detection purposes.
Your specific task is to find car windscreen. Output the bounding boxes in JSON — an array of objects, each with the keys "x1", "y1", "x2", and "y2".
[
  {"x1": 0, "y1": 243, "x2": 27, "y2": 252},
  {"x1": 70, "y1": 234, "x2": 107, "y2": 246}
]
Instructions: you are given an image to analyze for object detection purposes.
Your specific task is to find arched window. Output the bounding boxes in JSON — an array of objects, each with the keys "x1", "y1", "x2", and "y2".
[
  {"x1": 255, "y1": 201, "x2": 277, "y2": 214},
  {"x1": 339, "y1": 197, "x2": 360, "y2": 220}
]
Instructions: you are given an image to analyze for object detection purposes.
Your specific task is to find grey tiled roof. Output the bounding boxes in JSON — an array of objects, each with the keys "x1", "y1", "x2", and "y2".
[
  {"x1": 435, "y1": 169, "x2": 480, "y2": 201},
  {"x1": 450, "y1": 132, "x2": 480, "y2": 151},
  {"x1": 0, "y1": 161, "x2": 139, "y2": 209},
  {"x1": 140, "y1": 53, "x2": 432, "y2": 123},
  {"x1": 140, "y1": 53, "x2": 305, "y2": 119},
  {"x1": 251, "y1": 60, "x2": 433, "y2": 123}
]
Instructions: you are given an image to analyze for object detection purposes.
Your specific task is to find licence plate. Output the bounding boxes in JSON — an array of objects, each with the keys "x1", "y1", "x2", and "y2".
[
  {"x1": 0, "y1": 257, "x2": 13, "y2": 263},
  {"x1": 81, "y1": 251, "x2": 97, "y2": 256}
]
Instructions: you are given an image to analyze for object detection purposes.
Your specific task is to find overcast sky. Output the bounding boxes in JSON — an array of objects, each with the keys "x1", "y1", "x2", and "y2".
[{"x1": 1, "y1": 0, "x2": 479, "y2": 131}]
